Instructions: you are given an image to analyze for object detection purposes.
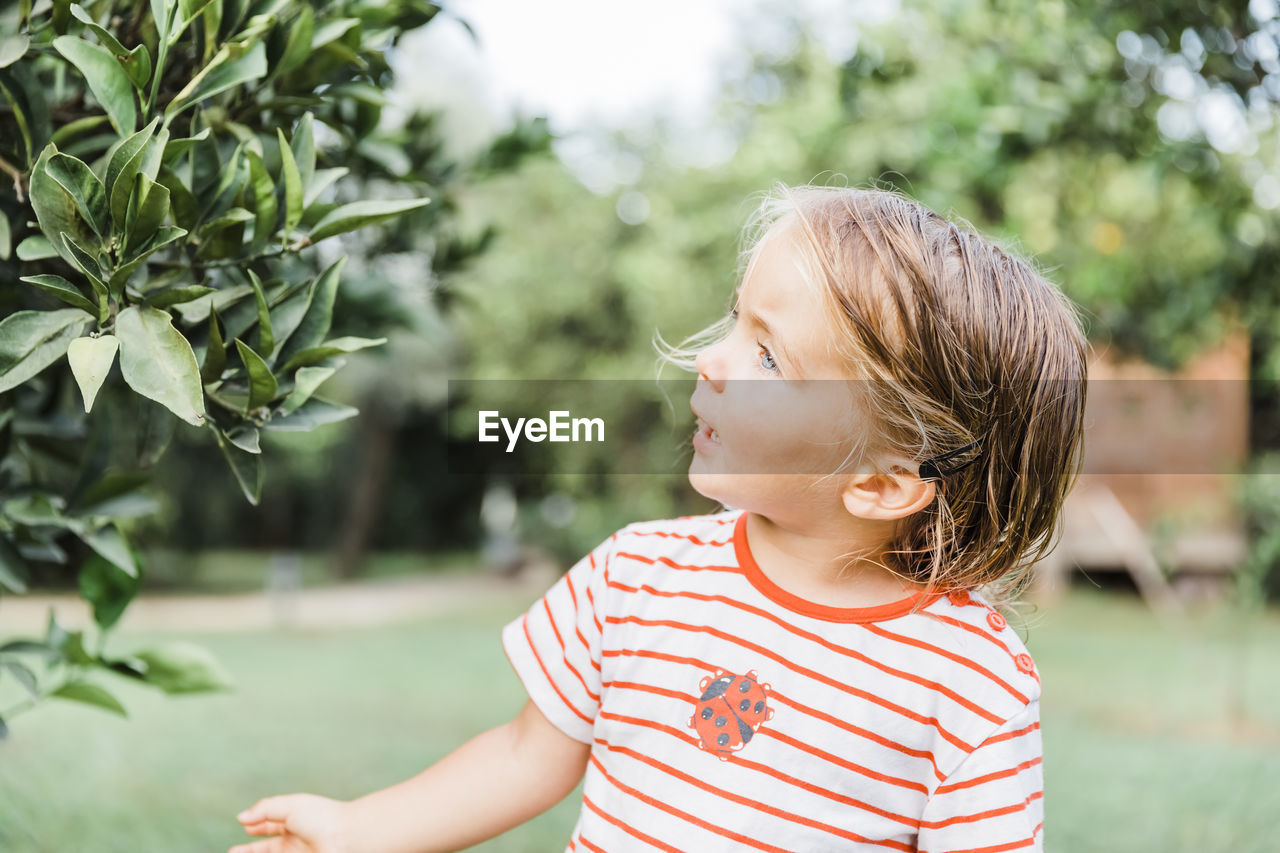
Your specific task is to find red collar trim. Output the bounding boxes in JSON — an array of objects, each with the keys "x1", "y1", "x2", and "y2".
[{"x1": 732, "y1": 512, "x2": 939, "y2": 623}]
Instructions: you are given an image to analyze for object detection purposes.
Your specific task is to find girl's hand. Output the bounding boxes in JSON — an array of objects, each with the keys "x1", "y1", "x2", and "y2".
[{"x1": 229, "y1": 793, "x2": 355, "y2": 853}]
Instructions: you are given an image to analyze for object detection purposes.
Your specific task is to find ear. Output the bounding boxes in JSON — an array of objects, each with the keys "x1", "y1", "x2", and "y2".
[{"x1": 839, "y1": 455, "x2": 937, "y2": 521}]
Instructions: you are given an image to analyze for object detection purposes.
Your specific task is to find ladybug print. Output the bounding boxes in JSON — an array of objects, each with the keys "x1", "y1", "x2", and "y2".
[{"x1": 688, "y1": 669, "x2": 774, "y2": 759}]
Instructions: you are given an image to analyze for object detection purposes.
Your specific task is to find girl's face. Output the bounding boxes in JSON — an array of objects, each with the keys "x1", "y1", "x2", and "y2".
[{"x1": 689, "y1": 224, "x2": 873, "y2": 520}]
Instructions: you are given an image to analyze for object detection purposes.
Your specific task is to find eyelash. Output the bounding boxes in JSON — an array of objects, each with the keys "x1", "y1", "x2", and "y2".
[{"x1": 729, "y1": 307, "x2": 779, "y2": 374}]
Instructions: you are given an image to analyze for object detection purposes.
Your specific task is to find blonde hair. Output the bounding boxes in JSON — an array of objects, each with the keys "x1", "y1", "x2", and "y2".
[{"x1": 655, "y1": 181, "x2": 1090, "y2": 607}]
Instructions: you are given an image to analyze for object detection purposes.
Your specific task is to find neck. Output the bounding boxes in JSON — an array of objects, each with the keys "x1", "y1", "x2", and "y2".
[{"x1": 745, "y1": 511, "x2": 921, "y2": 607}]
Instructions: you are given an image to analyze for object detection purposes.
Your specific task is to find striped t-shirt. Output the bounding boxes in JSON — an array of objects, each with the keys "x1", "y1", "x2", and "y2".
[{"x1": 502, "y1": 509, "x2": 1044, "y2": 852}]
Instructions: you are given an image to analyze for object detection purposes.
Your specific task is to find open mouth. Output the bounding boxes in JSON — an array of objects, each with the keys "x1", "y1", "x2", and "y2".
[{"x1": 695, "y1": 416, "x2": 720, "y2": 445}]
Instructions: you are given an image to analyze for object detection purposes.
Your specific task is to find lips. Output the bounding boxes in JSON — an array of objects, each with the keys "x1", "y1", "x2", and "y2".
[{"x1": 691, "y1": 405, "x2": 721, "y2": 447}]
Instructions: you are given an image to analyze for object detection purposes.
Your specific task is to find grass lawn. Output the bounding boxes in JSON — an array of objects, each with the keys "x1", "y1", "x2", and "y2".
[{"x1": 1, "y1": 586, "x2": 1278, "y2": 852}]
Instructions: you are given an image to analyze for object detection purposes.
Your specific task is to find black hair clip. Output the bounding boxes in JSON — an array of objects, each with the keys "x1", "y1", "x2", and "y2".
[{"x1": 918, "y1": 440, "x2": 983, "y2": 482}]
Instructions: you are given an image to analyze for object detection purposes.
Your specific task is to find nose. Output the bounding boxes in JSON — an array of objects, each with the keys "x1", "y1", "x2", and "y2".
[{"x1": 695, "y1": 341, "x2": 727, "y2": 393}]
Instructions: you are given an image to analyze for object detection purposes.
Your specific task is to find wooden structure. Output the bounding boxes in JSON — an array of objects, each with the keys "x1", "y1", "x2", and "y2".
[{"x1": 1033, "y1": 329, "x2": 1251, "y2": 611}]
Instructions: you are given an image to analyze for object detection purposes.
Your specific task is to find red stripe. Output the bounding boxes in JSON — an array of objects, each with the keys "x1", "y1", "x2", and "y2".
[
  {"x1": 935, "y1": 756, "x2": 1042, "y2": 795},
  {"x1": 987, "y1": 720, "x2": 1040, "y2": 746},
  {"x1": 596, "y1": 680, "x2": 929, "y2": 795},
  {"x1": 594, "y1": 739, "x2": 916, "y2": 851},
  {"x1": 863, "y1": 621, "x2": 1030, "y2": 703},
  {"x1": 614, "y1": 551, "x2": 742, "y2": 575},
  {"x1": 564, "y1": 573, "x2": 602, "y2": 672},
  {"x1": 589, "y1": 753, "x2": 794, "y2": 852},
  {"x1": 581, "y1": 793, "x2": 680, "y2": 852},
  {"x1": 596, "y1": 713, "x2": 923, "y2": 833},
  {"x1": 767, "y1": 690, "x2": 946, "y2": 782},
  {"x1": 604, "y1": 617, "x2": 980, "y2": 749},
  {"x1": 600, "y1": 646, "x2": 967, "y2": 757},
  {"x1": 921, "y1": 790, "x2": 1043, "y2": 829},
  {"x1": 543, "y1": 598, "x2": 600, "y2": 702},
  {"x1": 625, "y1": 529, "x2": 733, "y2": 547},
  {"x1": 920, "y1": 821, "x2": 1042, "y2": 853},
  {"x1": 522, "y1": 613, "x2": 593, "y2": 725},
  {"x1": 575, "y1": 835, "x2": 607, "y2": 853},
  {"x1": 614, "y1": 578, "x2": 1024, "y2": 712}
]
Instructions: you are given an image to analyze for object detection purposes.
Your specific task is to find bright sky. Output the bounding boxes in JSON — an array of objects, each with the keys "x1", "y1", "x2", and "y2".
[{"x1": 393, "y1": 0, "x2": 885, "y2": 192}]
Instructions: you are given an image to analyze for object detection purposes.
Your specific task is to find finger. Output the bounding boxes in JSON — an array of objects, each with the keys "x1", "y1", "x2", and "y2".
[
  {"x1": 241, "y1": 819, "x2": 288, "y2": 837},
  {"x1": 238, "y1": 794, "x2": 306, "y2": 825}
]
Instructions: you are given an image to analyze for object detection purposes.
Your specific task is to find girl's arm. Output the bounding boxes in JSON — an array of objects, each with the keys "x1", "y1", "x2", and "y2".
[{"x1": 232, "y1": 699, "x2": 590, "y2": 853}]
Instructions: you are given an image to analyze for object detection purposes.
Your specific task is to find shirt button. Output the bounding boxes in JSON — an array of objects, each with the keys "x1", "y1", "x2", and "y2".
[
  {"x1": 947, "y1": 589, "x2": 971, "y2": 607},
  {"x1": 1014, "y1": 653, "x2": 1036, "y2": 675},
  {"x1": 987, "y1": 611, "x2": 1007, "y2": 631}
]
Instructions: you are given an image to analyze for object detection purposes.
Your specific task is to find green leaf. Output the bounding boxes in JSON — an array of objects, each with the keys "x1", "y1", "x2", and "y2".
[
  {"x1": 276, "y1": 128, "x2": 302, "y2": 239},
  {"x1": 263, "y1": 396, "x2": 357, "y2": 432},
  {"x1": 19, "y1": 274, "x2": 97, "y2": 315},
  {"x1": 0, "y1": 206, "x2": 9, "y2": 261},
  {"x1": 225, "y1": 424, "x2": 260, "y2": 454},
  {"x1": 71, "y1": 472, "x2": 158, "y2": 518},
  {"x1": 272, "y1": 257, "x2": 344, "y2": 366},
  {"x1": 278, "y1": 365, "x2": 334, "y2": 416},
  {"x1": 0, "y1": 309, "x2": 90, "y2": 394},
  {"x1": 246, "y1": 270, "x2": 273, "y2": 357},
  {"x1": 291, "y1": 112, "x2": 315, "y2": 192},
  {"x1": 77, "y1": 524, "x2": 138, "y2": 578},
  {"x1": 0, "y1": 640, "x2": 54, "y2": 657},
  {"x1": 0, "y1": 35, "x2": 30, "y2": 68},
  {"x1": 174, "y1": 284, "x2": 252, "y2": 325},
  {"x1": 115, "y1": 305, "x2": 206, "y2": 425},
  {"x1": 132, "y1": 641, "x2": 233, "y2": 694},
  {"x1": 165, "y1": 41, "x2": 267, "y2": 122},
  {"x1": 45, "y1": 152, "x2": 108, "y2": 238},
  {"x1": 67, "y1": 334, "x2": 119, "y2": 412},
  {"x1": 51, "y1": 681, "x2": 127, "y2": 717},
  {"x1": 78, "y1": 551, "x2": 139, "y2": 632},
  {"x1": 124, "y1": 175, "x2": 171, "y2": 256},
  {"x1": 0, "y1": 535, "x2": 29, "y2": 594},
  {"x1": 61, "y1": 232, "x2": 107, "y2": 293},
  {"x1": 200, "y1": 302, "x2": 226, "y2": 384},
  {"x1": 308, "y1": 198, "x2": 430, "y2": 243},
  {"x1": 52, "y1": 36, "x2": 137, "y2": 135},
  {"x1": 212, "y1": 423, "x2": 262, "y2": 504},
  {"x1": 233, "y1": 338, "x2": 277, "y2": 411},
  {"x1": 161, "y1": 128, "x2": 211, "y2": 163},
  {"x1": 110, "y1": 226, "x2": 187, "y2": 293},
  {"x1": 146, "y1": 285, "x2": 215, "y2": 308},
  {"x1": 136, "y1": 396, "x2": 177, "y2": 467},
  {"x1": 303, "y1": 167, "x2": 348, "y2": 209},
  {"x1": 121, "y1": 45, "x2": 153, "y2": 89},
  {"x1": 273, "y1": 4, "x2": 313, "y2": 77},
  {"x1": 279, "y1": 335, "x2": 386, "y2": 372},
  {"x1": 49, "y1": 114, "x2": 110, "y2": 148},
  {"x1": 29, "y1": 144, "x2": 98, "y2": 268},
  {"x1": 1, "y1": 661, "x2": 39, "y2": 700},
  {"x1": 68, "y1": 5, "x2": 129, "y2": 55},
  {"x1": 245, "y1": 149, "x2": 277, "y2": 247},
  {"x1": 106, "y1": 119, "x2": 160, "y2": 232},
  {"x1": 15, "y1": 234, "x2": 57, "y2": 260}
]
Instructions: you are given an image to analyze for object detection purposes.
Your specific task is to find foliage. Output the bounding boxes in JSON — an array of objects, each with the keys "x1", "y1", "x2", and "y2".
[
  {"x1": 0, "y1": 0, "x2": 485, "y2": 731},
  {"x1": 450, "y1": 0, "x2": 1280, "y2": 570}
]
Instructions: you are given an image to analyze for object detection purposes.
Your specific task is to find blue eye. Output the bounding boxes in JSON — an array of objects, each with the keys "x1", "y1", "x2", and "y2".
[{"x1": 758, "y1": 344, "x2": 777, "y2": 372}]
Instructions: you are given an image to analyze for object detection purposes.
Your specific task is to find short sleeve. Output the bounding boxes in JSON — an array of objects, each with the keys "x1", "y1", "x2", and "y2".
[
  {"x1": 501, "y1": 532, "x2": 616, "y2": 744},
  {"x1": 917, "y1": 698, "x2": 1044, "y2": 853}
]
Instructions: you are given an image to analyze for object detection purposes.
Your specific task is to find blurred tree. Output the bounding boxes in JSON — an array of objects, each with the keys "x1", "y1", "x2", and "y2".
[{"x1": 448, "y1": 0, "x2": 1280, "y2": 570}]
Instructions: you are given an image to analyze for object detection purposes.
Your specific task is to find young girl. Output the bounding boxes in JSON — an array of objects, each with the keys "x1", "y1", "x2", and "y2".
[{"x1": 230, "y1": 184, "x2": 1087, "y2": 853}]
